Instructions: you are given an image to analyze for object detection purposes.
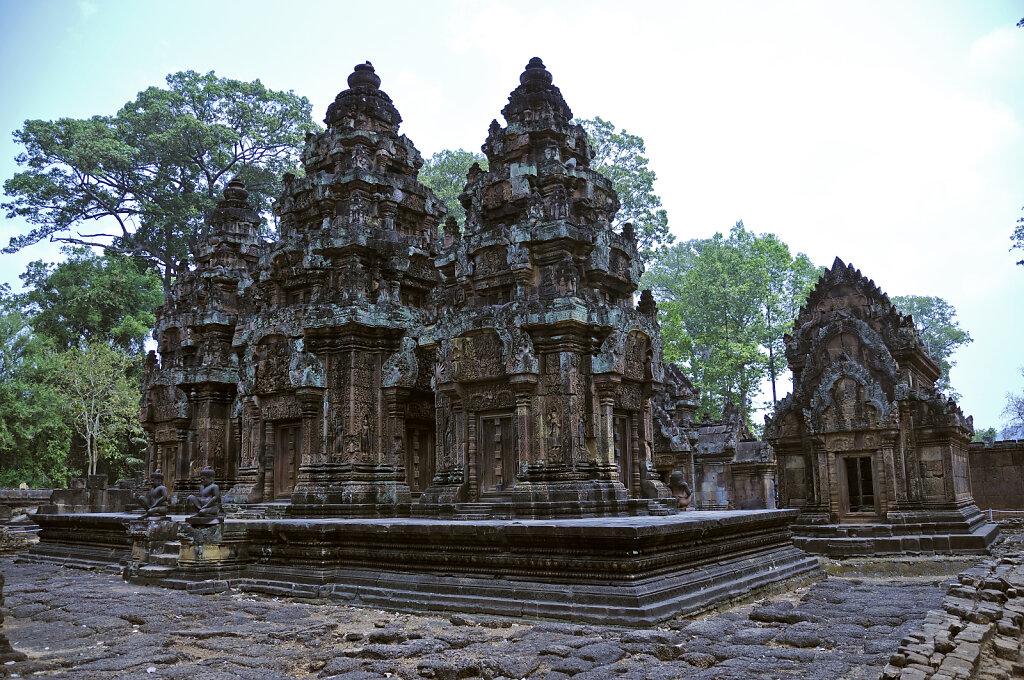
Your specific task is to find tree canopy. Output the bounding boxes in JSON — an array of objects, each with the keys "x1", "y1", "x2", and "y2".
[
  {"x1": 577, "y1": 116, "x2": 673, "y2": 259},
  {"x1": 0, "y1": 249, "x2": 162, "y2": 487},
  {"x1": 17, "y1": 247, "x2": 163, "y2": 355},
  {"x1": 419, "y1": 149, "x2": 487, "y2": 227},
  {"x1": 1012, "y1": 206, "x2": 1024, "y2": 268},
  {"x1": 3, "y1": 70, "x2": 317, "y2": 291},
  {"x1": 1003, "y1": 367, "x2": 1024, "y2": 440},
  {"x1": 0, "y1": 295, "x2": 71, "y2": 487},
  {"x1": 891, "y1": 295, "x2": 972, "y2": 398},
  {"x1": 56, "y1": 342, "x2": 143, "y2": 477},
  {"x1": 643, "y1": 222, "x2": 821, "y2": 426}
]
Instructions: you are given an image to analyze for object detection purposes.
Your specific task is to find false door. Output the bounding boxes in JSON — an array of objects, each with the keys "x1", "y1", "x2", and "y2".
[
  {"x1": 478, "y1": 414, "x2": 514, "y2": 494},
  {"x1": 274, "y1": 421, "x2": 301, "y2": 499}
]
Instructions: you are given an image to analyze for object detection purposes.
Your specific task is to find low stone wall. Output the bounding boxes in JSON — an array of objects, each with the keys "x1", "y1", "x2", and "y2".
[
  {"x1": 969, "y1": 440, "x2": 1024, "y2": 511},
  {"x1": 881, "y1": 548, "x2": 1024, "y2": 679},
  {"x1": 0, "y1": 489, "x2": 52, "y2": 520}
]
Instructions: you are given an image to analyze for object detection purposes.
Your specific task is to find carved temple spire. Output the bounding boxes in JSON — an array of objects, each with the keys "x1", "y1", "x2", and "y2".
[
  {"x1": 324, "y1": 61, "x2": 402, "y2": 133},
  {"x1": 501, "y1": 57, "x2": 573, "y2": 127},
  {"x1": 195, "y1": 176, "x2": 261, "y2": 270}
]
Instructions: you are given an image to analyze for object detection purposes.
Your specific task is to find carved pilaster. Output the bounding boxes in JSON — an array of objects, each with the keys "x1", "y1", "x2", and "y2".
[{"x1": 382, "y1": 386, "x2": 410, "y2": 469}]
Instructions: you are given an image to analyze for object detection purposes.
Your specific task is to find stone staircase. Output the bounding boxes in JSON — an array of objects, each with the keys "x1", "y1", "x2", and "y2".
[
  {"x1": 134, "y1": 540, "x2": 180, "y2": 579},
  {"x1": 225, "y1": 502, "x2": 290, "y2": 519},
  {"x1": 452, "y1": 503, "x2": 494, "y2": 520},
  {"x1": 647, "y1": 499, "x2": 676, "y2": 516}
]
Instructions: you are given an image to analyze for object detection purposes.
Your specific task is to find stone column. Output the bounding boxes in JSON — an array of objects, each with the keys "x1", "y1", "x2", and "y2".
[
  {"x1": 879, "y1": 429, "x2": 900, "y2": 515},
  {"x1": 262, "y1": 421, "x2": 276, "y2": 501},
  {"x1": 629, "y1": 412, "x2": 641, "y2": 496},
  {"x1": 144, "y1": 433, "x2": 157, "y2": 476},
  {"x1": 296, "y1": 388, "x2": 324, "y2": 466},
  {"x1": 465, "y1": 403, "x2": 477, "y2": 500},
  {"x1": 593, "y1": 375, "x2": 620, "y2": 481},
  {"x1": 382, "y1": 386, "x2": 410, "y2": 469},
  {"x1": 510, "y1": 374, "x2": 537, "y2": 479},
  {"x1": 289, "y1": 387, "x2": 328, "y2": 507},
  {"x1": 173, "y1": 424, "x2": 190, "y2": 492}
]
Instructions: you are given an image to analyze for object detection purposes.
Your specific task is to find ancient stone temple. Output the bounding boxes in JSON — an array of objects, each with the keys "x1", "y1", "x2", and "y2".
[
  {"x1": 228, "y1": 62, "x2": 443, "y2": 515},
  {"x1": 420, "y1": 57, "x2": 669, "y2": 517},
  {"x1": 765, "y1": 258, "x2": 998, "y2": 555},
  {"x1": 32, "y1": 60, "x2": 822, "y2": 626},
  {"x1": 651, "y1": 365, "x2": 776, "y2": 511},
  {"x1": 141, "y1": 177, "x2": 262, "y2": 498}
]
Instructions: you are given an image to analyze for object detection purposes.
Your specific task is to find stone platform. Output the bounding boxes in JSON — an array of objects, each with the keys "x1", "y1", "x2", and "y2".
[
  {"x1": 27, "y1": 509, "x2": 821, "y2": 626},
  {"x1": 790, "y1": 506, "x2": 999, "y2": 557}
]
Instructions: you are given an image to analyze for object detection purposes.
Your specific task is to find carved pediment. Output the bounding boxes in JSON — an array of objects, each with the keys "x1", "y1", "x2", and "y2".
[{"x1": 807, "y1": 361, "x2": 893, "y2": 435}]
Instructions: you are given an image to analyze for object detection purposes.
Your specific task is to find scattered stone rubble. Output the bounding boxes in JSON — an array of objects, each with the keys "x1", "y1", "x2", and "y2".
[{"x1": 883, "y1": 536, "x2": 1024, "y2": 680}]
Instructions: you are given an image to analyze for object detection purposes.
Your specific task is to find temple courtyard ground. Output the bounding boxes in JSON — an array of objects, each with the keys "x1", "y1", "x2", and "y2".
[{"x1": 1, "y1": 533, "x2": 1019, "y2": 680}]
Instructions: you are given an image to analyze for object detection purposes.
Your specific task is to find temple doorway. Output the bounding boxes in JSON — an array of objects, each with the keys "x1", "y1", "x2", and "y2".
[
  {"x1": 274, "y1": 421, "x2": 301, "y2": 500},
  {"x1": 405, "y1": 423, "x2": 434, "y2": 495},
  {"x1": 841, "y1": 454, "x2": 877, "y2": 517},
  {"x1": 478, "y1": 413, "x2": 514, "y2": 495}
]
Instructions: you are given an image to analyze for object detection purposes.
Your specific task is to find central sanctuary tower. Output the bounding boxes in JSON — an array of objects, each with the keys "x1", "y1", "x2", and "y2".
[
  {"x1": 229, "y1": 62, "x2": 445, "y2": 514},
  {"x1": 419, "y1": 58, "x2": 670, "y2": 517}
]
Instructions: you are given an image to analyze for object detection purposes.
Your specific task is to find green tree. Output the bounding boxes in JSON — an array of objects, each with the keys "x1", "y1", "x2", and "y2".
[
  {"x1": 747, "y1": 233, "x2": 821, "y2": 406},
  {"x1": 419, "y1": 149, "x2": 487, "y2": 227},
  {"x1": 644, "y1": 222, "x2": 820, "y2": 425},
  {"x1": 3, "y1": 70, "x2": 316, "y2": 291},
  {"x1": 1003, "y1": 368, "x2": 1024, "y2": 440},
  {"x1": 55, "y1": 342, "x2": 143, "y2": 477},
  {"x1": 1012, "y1": 205, "x2": 1023, "y2": 267},
  {"x1": 577, "y1": 116, "x2": 673, "y2": 259},
  {"x1": 17, "y1": 247, "x2": 163, "y2": 354},
  {"x1": 0, "y1": 287, "x2": 73, "y2": 487},
  {"x1": 891, "y1": 295, "x2": 972, "y2": 398},
  {"x1": 971, "y1": 426, "x2": 998, "y2": 444}
]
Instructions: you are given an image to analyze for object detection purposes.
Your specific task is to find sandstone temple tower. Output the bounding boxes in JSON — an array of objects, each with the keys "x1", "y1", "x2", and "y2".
[
  {"x1": 144, "y1": 63, "x2": 446, "y2": 516},
  {"x1": 140, "y1": 59, "x2": 781, "y2": 520},
  {"x1": 418, "y1": 58, "x2": 669, "y2": 517},
  {"x1": 765, "y1": 258, "x2": 998, "y2": 554},
  {"x1": 232, "y1": 62, "x2": 444, "y2": 514},
  {"x1": 141, "y1": 177, "x2": 262, "y2": 497}
]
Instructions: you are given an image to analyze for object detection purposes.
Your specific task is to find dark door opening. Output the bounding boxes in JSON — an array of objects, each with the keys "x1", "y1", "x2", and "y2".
[{"x1": 844, "y1": 455, "x2": 875, "y2": 513}]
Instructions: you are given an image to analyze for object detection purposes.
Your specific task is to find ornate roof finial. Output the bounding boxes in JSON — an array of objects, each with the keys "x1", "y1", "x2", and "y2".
[
  {"x1": 520, "y1": 57, "x2": 553, "y2": 86},
  {"x1": 325, "y1": 61, "x2": 400, "y2": 130},
  {"x1": 223, "y1": 176, "x2": 249, "y2": 202},
  {"x1": 347, "y1": 61, "x2": 381, "y2": 90},
  {"x1": 501, "y1": 56, "x2": 572, "y2": 125}
]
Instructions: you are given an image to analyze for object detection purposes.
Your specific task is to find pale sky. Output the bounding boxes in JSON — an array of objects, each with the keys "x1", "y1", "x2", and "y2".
[{"x1": 1, "y1": 0, "x2": 1022, "y2": 430}]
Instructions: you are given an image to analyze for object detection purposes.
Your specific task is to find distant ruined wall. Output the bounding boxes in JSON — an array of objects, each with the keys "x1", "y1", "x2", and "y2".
[{"x1": 969, "y1": 440, "x2": 1024, "y2": 510}]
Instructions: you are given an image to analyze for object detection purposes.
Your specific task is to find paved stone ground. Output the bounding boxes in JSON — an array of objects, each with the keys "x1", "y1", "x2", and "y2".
[{"x1": 0, "y1": 556, "x2": 958, "y2": 680}]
